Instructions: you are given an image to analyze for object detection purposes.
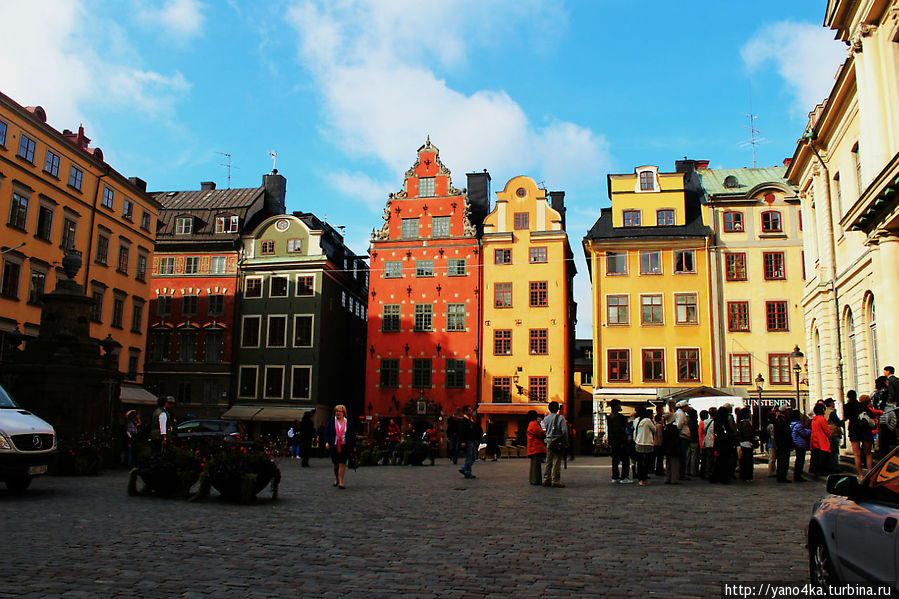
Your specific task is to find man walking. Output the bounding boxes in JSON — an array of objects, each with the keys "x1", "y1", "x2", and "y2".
[
  {"x1": 542, "y1": 401, "x2": 569, "y2": 488},
  {"x1": 606, "y1": 399, "x2": 631, "y2": 484},
  {"x1": 774, "y1": 405, "x2": 793, "y2": 483},
  {"x1": 458, "y1": 406, "x2": 481, "y2": 479}
]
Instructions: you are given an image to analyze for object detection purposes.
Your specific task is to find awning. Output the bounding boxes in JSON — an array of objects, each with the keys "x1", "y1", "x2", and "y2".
[
  {"x1": 120, "y1": 383, "x2": 158, "y2": 406},
  {"x1": 221, "y1": 406, "x2": 312, "y2": 421},
  {"x1": 478, "y1": 403, "x2": 550, "y2": 415}
]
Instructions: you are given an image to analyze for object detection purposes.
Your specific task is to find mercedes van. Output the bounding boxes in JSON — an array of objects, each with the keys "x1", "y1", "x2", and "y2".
[{"x1": 0, "y1": 383, "x2": 56, "y2": 491}]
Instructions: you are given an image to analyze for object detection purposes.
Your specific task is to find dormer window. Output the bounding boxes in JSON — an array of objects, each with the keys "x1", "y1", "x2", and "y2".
[
  {"x1": 215, "y1": 215, "x2": 239, "y2": 234},
  {"x1": 723, "y1": 211, "x2": 743, "y2": 232},
  {"x1": 175, "y1": 216, "x2": 193, "y2": 235},
  {"x1": 656, "y1": 209, "x2": 674, "y2": 226},
  {"x1": 419, "y1": 177, "x2": 435, "y2": 197},
  {"x1": 261, "y1": 240, "x2": 275, "y2": 255},
  {"x1": 639, "y1": 171, "x2": 654, "y2": 191},
  {"x1": 761, "y1": 210, "x2": 782, "y2": 233},
  {"x1": 622, "y1": 210, "x2": 641, "y2": 227}
]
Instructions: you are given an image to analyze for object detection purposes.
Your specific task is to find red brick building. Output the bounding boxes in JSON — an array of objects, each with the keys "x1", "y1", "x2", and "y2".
[
  {"x1": 145, "y1": 173, "x2": 285, "y2": 417},
  {"x1": 366, "y1": 140, "x2": 489, "y2": 430}
]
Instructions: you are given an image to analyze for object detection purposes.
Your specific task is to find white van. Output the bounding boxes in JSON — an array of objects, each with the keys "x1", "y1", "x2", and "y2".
[{"x1": 0, "y1": 382, "x2": 56, "y2": 491}]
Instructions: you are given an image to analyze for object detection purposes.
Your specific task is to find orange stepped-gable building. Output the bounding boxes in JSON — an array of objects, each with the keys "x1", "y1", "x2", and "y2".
[{"x1": 366, "y1": 139, "x2": 490, "y2": 433}]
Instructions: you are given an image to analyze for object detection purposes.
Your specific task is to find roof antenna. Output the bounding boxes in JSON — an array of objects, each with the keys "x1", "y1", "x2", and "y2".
[
  {"x1": 739, "y1": 81, "x2": 764, "y2": 168},
  {"x1": 216, "y1": 152, "x2": 238, "y2": 189},
  {"x1": 269, "y1": 151, "x2": 278, "y2": 172}
]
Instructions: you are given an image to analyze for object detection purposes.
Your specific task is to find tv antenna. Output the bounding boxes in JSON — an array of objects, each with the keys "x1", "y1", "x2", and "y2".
[
  {"x1": 216, "y1": 152, "x2": 239, "y2": 189},
  {"x1": 738, "y1": 83, "x2": 765, "y2": 168},
  {"x1": 269, "y1": 151, "x2": 278, "y2": 171}
]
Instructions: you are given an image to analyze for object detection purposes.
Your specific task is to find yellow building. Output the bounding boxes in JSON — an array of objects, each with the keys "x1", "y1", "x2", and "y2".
[
  {"x1": 0, "y1": 91, "x2": 159, "y2": 382},
  {"x1": 583, "y1": 162, "x2": 714, "y2": 413},
  {"x1": 479, "y1": 176, "x2": 575, "y2": 438},
  {"x1": 701, "y1": 166, "x2": 807, "y2": 410},
  {"x1": 786, "y1": 0, "x2": 899, "y2": 406}
]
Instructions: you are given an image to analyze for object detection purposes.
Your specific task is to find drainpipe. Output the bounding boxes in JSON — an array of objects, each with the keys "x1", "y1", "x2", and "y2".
[
  {"x1": 803, "y1": 131, "x2": 845, "y2": 405},
  {"x1": 83, "y1": 166, "x2": 110, "y2": 291}
]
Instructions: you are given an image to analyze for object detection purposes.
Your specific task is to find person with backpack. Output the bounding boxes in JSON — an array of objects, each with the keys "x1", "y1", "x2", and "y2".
[
  {"x1": 606, "y1": 399, "x2": 631, "y2": 484},
  {"x1": 662, "y1": 412, "x2": 681, "y2": 484},
  {"x1": 541, "y1": 401, "x2": 568, "y2": 488},
  {"x1": 823, "y1": 398, "x2": 843, "y2": 473},
  {"x1": 790, "y1": 409, "x2": 811, "y2": 482}
]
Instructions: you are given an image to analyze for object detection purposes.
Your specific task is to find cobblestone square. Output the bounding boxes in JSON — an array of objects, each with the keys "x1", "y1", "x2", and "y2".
[{"x1": 1, "y1": 457, "x2": 825, "y2": 598}]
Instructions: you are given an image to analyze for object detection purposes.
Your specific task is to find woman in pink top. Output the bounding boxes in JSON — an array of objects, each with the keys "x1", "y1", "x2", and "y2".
[{"x1": 324, "y1": 404, "x2": 356, "y2": 489}]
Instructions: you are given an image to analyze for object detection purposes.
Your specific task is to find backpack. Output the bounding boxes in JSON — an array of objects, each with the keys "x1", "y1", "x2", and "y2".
[{"x1": 662, "y1": 423, "x2": 680, "y2": 453}]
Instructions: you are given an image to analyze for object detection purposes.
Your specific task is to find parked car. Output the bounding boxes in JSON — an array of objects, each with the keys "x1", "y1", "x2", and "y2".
[
  {"x1": 0, "y1": 383, "x2": 56, "y2": 492},
  {"x1": 807, "y1": 445, "x2": 899, "y2": 587},
  {"x1": 175, "y1": 419, "x2": 249, "y2": 445}
]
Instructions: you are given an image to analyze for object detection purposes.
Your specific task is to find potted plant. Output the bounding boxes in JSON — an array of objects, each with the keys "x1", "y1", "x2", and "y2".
[
  {"x1": 136, "y1": 446, "x2": 203, "y2": 497},
  {"x1": 205, "y1": 446, "x2": 280, "y2": 503}
]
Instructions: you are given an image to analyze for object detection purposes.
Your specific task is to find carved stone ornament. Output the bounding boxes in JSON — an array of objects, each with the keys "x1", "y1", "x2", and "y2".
[
  {"x1": 850, "y1": 24, "x2": 877, "y2": 53},
  {"x1": 402, "y1": 137, "x2": 460, "y2": 194},
  {"x1": 462, "y1": 198, "x2": 476, "y2": 237},
  {"x1": 375, "y1": 199, "x2": 392, "y2": 240}
]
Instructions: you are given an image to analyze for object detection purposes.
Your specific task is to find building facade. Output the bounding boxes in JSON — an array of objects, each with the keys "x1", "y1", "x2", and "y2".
[
  {"x1": 584, "y1": 162, "x2": 715, "y2": 413},
  {"x1": 145, "y1": 173, "x2": 286, "y2": 418},
  {"x1": 0, "y1": 91, "x2": 158, "y2": 384},
  {"x1": 234, "y1": 211, "x2": 367, "y2": 430},
  {"x1": 786, "y1": 0, "x2": 899, "y2": 405},
  {"x1": 701, "y1": 165, "x2": 808, "y2": 411},
  {"x1": 366, "y1": 140, "x2": 488, "y2": 431},
  {"x1": 479, "y1": 175, "x2": 575, "y2": 439}
]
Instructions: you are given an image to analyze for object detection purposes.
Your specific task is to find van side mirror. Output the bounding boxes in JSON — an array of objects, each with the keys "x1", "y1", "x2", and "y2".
[{"x1": 826, "y1": 474, "x2": 861, "y2": 498}]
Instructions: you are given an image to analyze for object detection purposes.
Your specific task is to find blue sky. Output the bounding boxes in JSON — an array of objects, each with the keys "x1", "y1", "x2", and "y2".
[{"x1": 0, "y1": 1, "x2": 847, "y2": 337}]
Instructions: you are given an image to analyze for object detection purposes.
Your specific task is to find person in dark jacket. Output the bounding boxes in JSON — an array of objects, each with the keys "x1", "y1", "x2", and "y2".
[
  {"x1": 774, "y1": 405, "x2": 793, "y2": 483},
  {"x1": 485, "y1": 417, "x2": 502, "y2": 462},
  {"x1": 458, "y1": 406, "x2": 482, "y2": 479},
  {"x1": 606, "y1": 399, "x2": 631, "y2": 483},
  {"x1": 710, "y1": 405, "x2": 735, "y2": 484},
  {"x1": 324, "y1": 405, "x2": 356, "y2": 489},
  {"x1": 299, "y1": 411, "x2": 315, "y2": 467}
]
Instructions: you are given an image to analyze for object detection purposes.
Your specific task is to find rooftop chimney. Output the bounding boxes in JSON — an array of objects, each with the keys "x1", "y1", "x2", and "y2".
[
  {"x1": 549, "y1": 191, "x2": 566, "y2": 230},
  {"x1": 62, "y1": 125, "x2": 91, "y2": 151},
  {"x1": 783, "y1": 158, "x2": 792, "y2": 168},
  {"x1": 465, "y1": 170, "x2": 491, "y2": 238},
  {"x1": 128, "y1": 177, "x2": 148, "y2": 192},
  {"x1": 200, "y1": 181, "x2": 216, "y2": 191},
  {"x1": 263, "y1": 171, "x2": 287, "y2": 217}
]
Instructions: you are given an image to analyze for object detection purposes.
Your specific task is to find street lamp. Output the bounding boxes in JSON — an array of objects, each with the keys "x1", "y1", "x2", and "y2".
[
  {"x1": 755, "y1": 373, "x2": 765, "y2": 433},
  {"x1": 790, "y1": 345, "x2": 805, "y2": 410}
]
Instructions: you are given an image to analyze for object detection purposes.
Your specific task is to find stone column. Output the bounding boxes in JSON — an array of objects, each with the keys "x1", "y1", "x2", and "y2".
[{"x1": 873, "y1": 234, "x2": 899, "y2": 366}]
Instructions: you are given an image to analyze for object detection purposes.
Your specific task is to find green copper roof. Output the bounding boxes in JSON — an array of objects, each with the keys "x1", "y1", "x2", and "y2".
[{"x1": 698, "y1": 166, "x2": 794, "y2": 197}]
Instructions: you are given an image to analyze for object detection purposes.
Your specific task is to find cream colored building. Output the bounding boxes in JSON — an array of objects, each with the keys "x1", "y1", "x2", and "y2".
[
  {"x1": 701, "y1": 167, "x2": 807, "y2": 409},
  {"x1": 786, "y1": 0, "x2": 899, "y2": 404}
]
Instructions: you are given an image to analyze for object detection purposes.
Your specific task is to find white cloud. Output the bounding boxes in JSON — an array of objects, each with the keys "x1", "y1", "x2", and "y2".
[
  {"x1": 136, "y1": 0, "x2": 206, "y2": 40},
  {"x1": 741, "y1": 20, "x2": 847, "y2": 116},
  {"x1": 286, "y1": 0, "x2": 609, "y2": 207},
  {"x1": 328, "y1": 171, "x2": 397, "y2": 212},
  {"x1": 0, "y1": 0, "x2": 190, "y2": 132}
]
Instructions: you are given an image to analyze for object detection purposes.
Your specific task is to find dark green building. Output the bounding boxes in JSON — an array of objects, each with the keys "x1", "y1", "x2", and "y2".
[{"x1": 227, "y1": 212, "x2": 367, "y2": 432}]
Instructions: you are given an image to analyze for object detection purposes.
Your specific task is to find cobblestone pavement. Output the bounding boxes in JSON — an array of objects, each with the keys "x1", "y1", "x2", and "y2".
[{"x1": 1, "y1": 457, "x2": 827, "y2": 598}]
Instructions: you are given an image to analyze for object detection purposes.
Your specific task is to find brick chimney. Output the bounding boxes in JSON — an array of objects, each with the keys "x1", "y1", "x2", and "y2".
[
  {"x1": 200, "y1": 181, "x2": 216, "y2": 191},
  {"x1": 62, "y1": 125, "x2": 91, "y2": 151}
]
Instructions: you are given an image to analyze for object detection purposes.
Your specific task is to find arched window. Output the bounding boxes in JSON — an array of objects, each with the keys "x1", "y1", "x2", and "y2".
[
  {"x1": 844, "y1": 308, "x2": 858, "y2": 393},
  {"x1": 865, "y1": 294, "x2": 878, "y2": 378},
  {"x1": 761, "y1": 210, "x2": 782, "y2": 233}
]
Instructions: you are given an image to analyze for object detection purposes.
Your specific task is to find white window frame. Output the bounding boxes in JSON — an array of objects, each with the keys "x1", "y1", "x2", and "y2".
[
  {"x1": 238, "y1": 366, "x2": 258, "y2": 399},
  {"x1": 245, "y1": 276, "x2": 263, "y2": 298},
  {"x1": 293, "y1": 314, "x2": 315, "y2": 348},
  {"x1": 175, "y1": 216, "x2": 193, "y2": 235},
  {"x1": 295, "y1": 273, "x2": 316, "y2": 297},
  {"x1": 210, "y1": 256, "x2": 227, "y2": 275},
  {"x1": 267, "y1": 314, "x2": 288, "y2": 348},
  {"x1": 241, "y1": 315, "x2": 261, "y2": 348},
  {"x1": 291, "y1": 366, "x2": 313, "y2": 400},
  {"x1": 263, "y1": 365, "x2": 285, "y2": 399},
  {"x1": 270, "y1": 275, "x2": 289, "y2": 298}
]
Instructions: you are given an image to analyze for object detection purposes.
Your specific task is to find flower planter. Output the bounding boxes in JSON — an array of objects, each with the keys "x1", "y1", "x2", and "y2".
[
  {"x1": 205, "y1": 449, "x2": 280, "y2": 503},
  {"x1": 137, "y1": 449, "x2": 202, "y2": 497}
]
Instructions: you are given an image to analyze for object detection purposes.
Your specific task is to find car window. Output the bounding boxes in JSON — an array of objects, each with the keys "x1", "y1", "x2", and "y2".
[
  {"x1": 866, "y1": 452, "x2": 899, "y2": 505},
  {"x1": 0, "y1": 384, "x2": 18, "y2": 408},
  {"x1": 178, "y1": 421, "x2": 201, "y2": 432}
]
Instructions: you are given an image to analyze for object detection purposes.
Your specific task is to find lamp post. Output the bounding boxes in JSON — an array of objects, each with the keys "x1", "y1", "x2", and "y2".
[
  {"x1": 755, "y1": 373, "x2": 765, "y2": 432},
  {"x1": 790, "y1": 345, "x2": 805, "y2": 411}
]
